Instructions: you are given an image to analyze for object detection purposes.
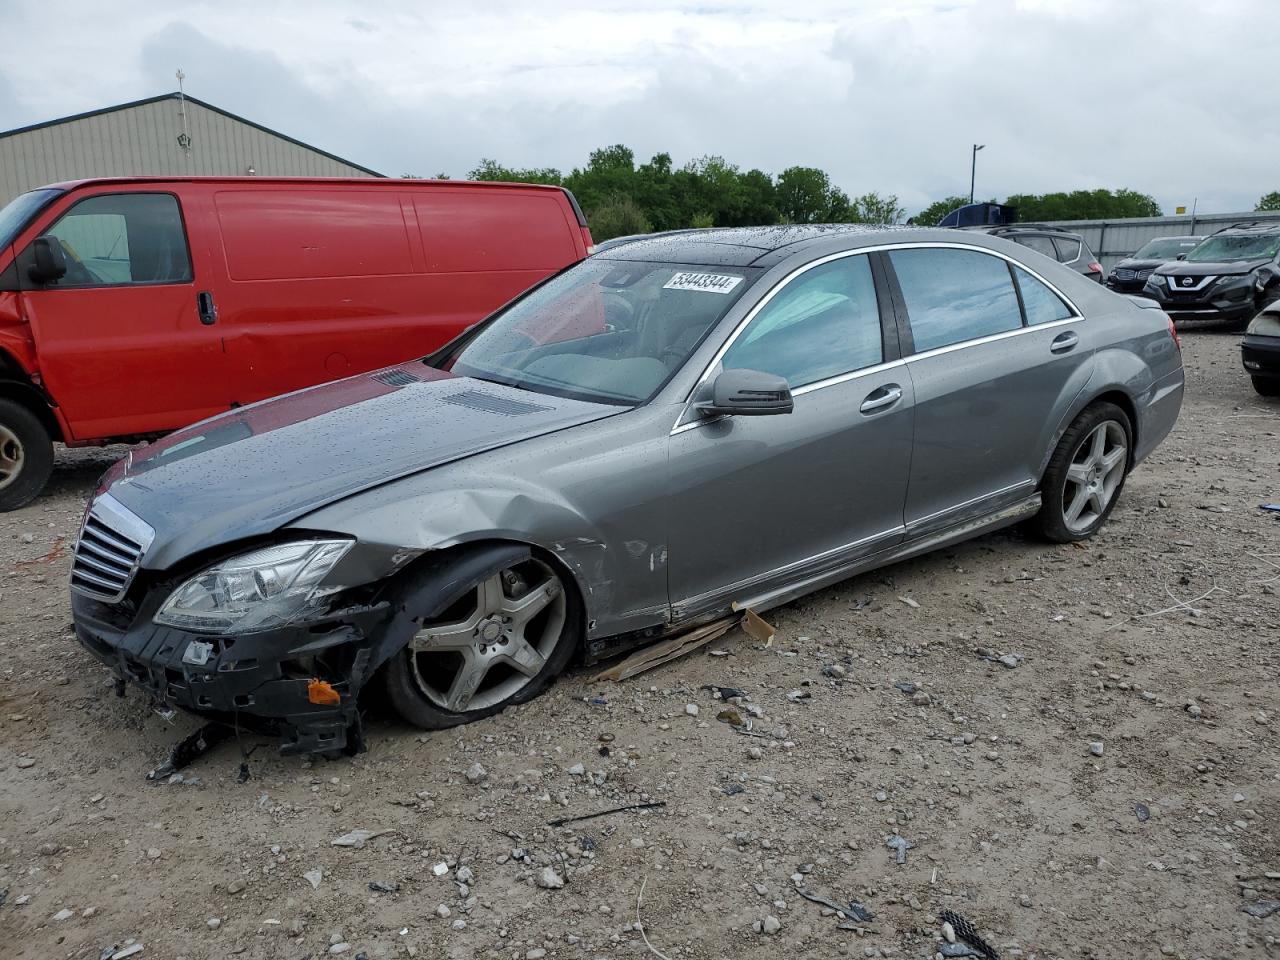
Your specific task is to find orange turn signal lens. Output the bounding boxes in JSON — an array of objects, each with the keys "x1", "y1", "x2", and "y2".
[{"x1": 307, "y1": 678, "x2": 341, "y2": 706}]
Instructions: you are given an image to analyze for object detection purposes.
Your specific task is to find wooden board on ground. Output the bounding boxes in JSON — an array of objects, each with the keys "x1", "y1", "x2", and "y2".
[{"x1": 593, "y1": 617, "x2": 738, "y2": 682}]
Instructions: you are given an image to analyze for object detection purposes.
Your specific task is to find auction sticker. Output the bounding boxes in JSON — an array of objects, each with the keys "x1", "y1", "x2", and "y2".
[{"x1": 663, "y1": 272, "x2": 744, "y2": 294}]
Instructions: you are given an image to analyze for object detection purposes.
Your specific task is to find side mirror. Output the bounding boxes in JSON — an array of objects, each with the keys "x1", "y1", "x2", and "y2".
[
  {"x1": 1175, "y1": 253, "x2": 1187, "y2": 260},
  {"x1": 29, "y1": 236, "x2": 68, "y2": 284},
  {"x1": 697, "y1": 368, "x2": 793, "y2": 417}
]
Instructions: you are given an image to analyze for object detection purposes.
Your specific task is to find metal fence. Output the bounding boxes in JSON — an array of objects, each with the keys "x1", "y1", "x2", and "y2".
[{"x1": 1043, "y1": 211, "x2": 1280, "y2": 271}]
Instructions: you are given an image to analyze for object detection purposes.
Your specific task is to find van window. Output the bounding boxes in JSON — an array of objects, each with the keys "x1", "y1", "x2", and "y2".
[
  {"x1": 889, "y1": 248, "x2": 1023, "y2": 352},
  {"x1": 414, "y1": 192, "x2": 575, "y2": 272},
  {"x1": 40, "y1": 193, "x2": 191, "y2": 287},
  {"x1": 215, "y1": 190, "x2": 415, "y2": 281}
]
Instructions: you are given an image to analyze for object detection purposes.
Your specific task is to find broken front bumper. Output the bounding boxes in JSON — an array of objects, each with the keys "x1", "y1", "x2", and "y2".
[{"x1": 72, "y1": 590, "x2": 394, "y2": 755}]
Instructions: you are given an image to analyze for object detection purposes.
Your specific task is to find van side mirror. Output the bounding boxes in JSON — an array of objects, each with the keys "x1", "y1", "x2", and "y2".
[
  {"x1": 697, "y1": 368, "x2": 794, "y2": 417},
  {"x1": 29, "y1": 236, "x2": 68, "y2": 284}
]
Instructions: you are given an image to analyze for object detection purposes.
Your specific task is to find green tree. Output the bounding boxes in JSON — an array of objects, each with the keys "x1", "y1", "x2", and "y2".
[
  {"x1": 1004, "y1": 189, "x2": 1160, "y2": 221},
  {"x1": 911, "y1": 195, "x2": 970, "y2": 226},
  {"x1": 737, "y1": 169, "x2": 780, "y2": 226},
  {"x1": 585, "y1": 194, "x2": 651, "y2": 242},
  {"x1": 1256, "y1": 191, "x2": 1280, "y2": 212},
  {"x1": 850, "y1": 192, "x2": 906, "y2": 225},
  {"x1": 776, "y1": 166, "x2": 850, "y2": 223},
  {"x1": 467, "y1": 158, "x2": 563, "y2": 185}
]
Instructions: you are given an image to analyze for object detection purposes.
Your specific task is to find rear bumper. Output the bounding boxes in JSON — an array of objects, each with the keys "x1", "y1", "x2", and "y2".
[
  {"x1": 72, "y1": 591, "x2": 393, "y2": 754},
  {"x1": 1242, "y1": 334, "x2": 1280, "y2": 380}
]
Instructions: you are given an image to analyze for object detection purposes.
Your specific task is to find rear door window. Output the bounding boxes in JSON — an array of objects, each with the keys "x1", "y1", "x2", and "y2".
[
  {"x1": 889, "y1": 248, "x2": 1023, "y2": 352},
  {"x1": 39, "y1": 193, "x2": 191, "y2": 287},
  {"x1": 1014, "y1": 235, "x2": 1057, "y2": 259},
  {"x1": 1053, "y1": 236, "x2": 1082, "y2": 263},
  {"x1": 721, "y1": 254, "x2": 882, "y2": 388},
  {"x1": 1014, "y1": 265, "x2": 1074, "y2": 324}
]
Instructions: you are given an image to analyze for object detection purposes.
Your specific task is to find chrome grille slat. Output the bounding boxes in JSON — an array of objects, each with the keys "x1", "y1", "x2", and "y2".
[{"x1": 70, "y1": 493, "x2": 154, "y2": 603}]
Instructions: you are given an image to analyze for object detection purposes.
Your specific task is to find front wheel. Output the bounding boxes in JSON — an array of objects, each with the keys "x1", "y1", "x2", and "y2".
[
  {"x1": 1035, "y1": 402, "x2": 1132, "y2": 543},
  {"x1": 1252, "y1": 376, "x2": 1280, "y2": 397},
  {"x1": 0, "y1": 399, "x2": 54, "y2": 512},
  {"x1": 383, "y1": 555, "x2": 579, "y2": 729}
]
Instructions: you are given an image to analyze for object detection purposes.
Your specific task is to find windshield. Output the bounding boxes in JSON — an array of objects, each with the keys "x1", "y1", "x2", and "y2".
[
  {"x1": 1133, "y1": 237, "x2": 1200, "y2": 260},
  {"x1": 435, "y1": 258, "x2": 757, "y2": 405},
  {"x1": 0, "y1": 188, "x2": 62, "y2": 250},
  {"x1": 1185, "y1": 232, "x2": 1280, "y2": 263}
]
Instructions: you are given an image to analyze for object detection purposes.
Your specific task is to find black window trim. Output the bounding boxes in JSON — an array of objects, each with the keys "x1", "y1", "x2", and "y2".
[{"x1": 17, "y1": 189, "x2": 196, "y2": 292}]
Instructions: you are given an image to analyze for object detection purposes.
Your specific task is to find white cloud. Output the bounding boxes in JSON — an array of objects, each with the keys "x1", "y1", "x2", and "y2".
[{"x1": 2, "y1": 0, "x2": 1277, "y2": 215}]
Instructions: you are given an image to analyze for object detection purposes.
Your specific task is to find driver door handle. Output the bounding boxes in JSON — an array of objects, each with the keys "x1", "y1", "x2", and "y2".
[
  {"x1": 860, "y1": 384, "x2": 903, "y2": 414},
  {"x1": 197, "y1": 290, "x2": 218, "y2": 326},
  {"x1": 1050, "y1": 331, "x2": 1079, "y2": 353}
]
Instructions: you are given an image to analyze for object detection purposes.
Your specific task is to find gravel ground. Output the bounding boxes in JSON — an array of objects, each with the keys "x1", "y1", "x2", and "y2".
[{"x1": 0, "y1": 331, "x2": 1276, "y2": 960}]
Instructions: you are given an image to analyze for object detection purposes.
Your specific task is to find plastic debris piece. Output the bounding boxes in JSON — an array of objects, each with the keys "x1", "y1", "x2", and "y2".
[
  {"x1": 594, "y1": 618, "x2": 736, "y2": 682},
  {"x1": 1135, "y1": 802, "x2": 1151, "y2": 822},
  {"x1": 332, "y1": 829, "x2": 388, "y2": 848},
  {"x1": 308, "y1": 678, "x2": 341, "y2": 706},
  {"x1": 1243, "y1": 900, "x2": 1280, "y2": 918},
  {"x1": 939, "y1": 910, "x2": 1000, "y2": 960},
  {"x1": 1259, "y1": 504, "x2": 1280, "y2": 513},
  {"x1": 737, "y1": 606, "x2": 776, "y2": 646},
  {"x1": 146, "y1": 721, "x2": 233, "y2": 781},
  {"x1": 886, "y1": 834, "x2": 914, "y2": 865}
]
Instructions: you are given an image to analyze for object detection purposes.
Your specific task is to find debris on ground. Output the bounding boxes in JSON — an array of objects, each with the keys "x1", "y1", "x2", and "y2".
[
  {"x1": 1242, "y1": 900, "x2": 1280, "y2": 919},
  {"x1": 736, "y1": 606, "x2": 776, "y2": 646},
  {"x1": 886, "y1": 834, "x2": 914, "y2": 864},
  {"x1": 145, "y1": 722, "x2": 234, "y2": 781},
  {"x1": 594, "y1": 617, "x2": 737, "y2": 681},
  {"x1": 1135, "y1": 802, "x2": 1151, "y2": 822},
  {"x1": 546, "y1": 801, "x2": 666, "y2": 828},
  {"x1": 331, "y1": 829, "x2": 389, "y2": 848},
  {"x1": 939, "y1": 910, "x2": 1000, "y2": 960},
  {"x1": 795, "y1": 885, "x2": 875, "y2": 922}
]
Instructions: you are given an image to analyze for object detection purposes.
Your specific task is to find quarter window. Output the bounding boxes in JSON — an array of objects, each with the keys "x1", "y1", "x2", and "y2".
[
  {"x1": 721, "y1": 255, "x2": 882, "y2": 388},
  {"x1": 1053, "y1": 236, "x2": 1082, "y2": 263},
  {"x1": 37, "y1": 193, "x2": 191, "y2": 287},
  {"x1": 889, "y1": 248, "x2": 1023, "y2": 352},
  {"x1": 1014, "y1": 266, "x2": 1074, "y2": 325},
  {"x1": 1015, "y1": 235, "x2": 1057, "y2": 259}
]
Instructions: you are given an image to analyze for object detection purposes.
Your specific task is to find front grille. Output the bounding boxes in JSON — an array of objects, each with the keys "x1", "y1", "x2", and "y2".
[
  {"x1": 1114, "y1": 268, "x2": 1137, "y2": 281},
  {"x1": 1138, "y1": 268, "x2": 1153, "y2": 279},
  {"x1": 71, "y1": 494, "x2": 154, "y2": 603}
]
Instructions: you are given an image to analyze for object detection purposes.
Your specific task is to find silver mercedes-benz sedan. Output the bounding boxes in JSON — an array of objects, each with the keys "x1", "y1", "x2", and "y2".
[{"x1": 71, "y1": 225, "x2": 1184, "y2": 754}]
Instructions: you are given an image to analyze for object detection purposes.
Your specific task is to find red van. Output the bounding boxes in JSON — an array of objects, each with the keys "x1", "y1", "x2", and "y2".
[{"x1": 0, "y1": 177, "x2": 593, "y2": 509}]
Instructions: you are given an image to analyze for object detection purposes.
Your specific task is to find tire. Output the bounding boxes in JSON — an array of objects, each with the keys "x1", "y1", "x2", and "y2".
[
  {"x1": 383, "y1": 554, "x2": 581, "y2": 729},
  {"x1": 1252, "y1": 376, "x2": 1280, "y2": 397},
  {"x1": 1035, "y1": 402, "x2": 1132, "y2": 543},
  {"x1": 0, "y1": 398, "x2": 54, "y2": 512}
]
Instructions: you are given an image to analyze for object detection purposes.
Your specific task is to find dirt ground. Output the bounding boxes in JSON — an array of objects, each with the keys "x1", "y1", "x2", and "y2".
[{"x1": 0, "y1": 330, "x2": 1276, "y2": 960}]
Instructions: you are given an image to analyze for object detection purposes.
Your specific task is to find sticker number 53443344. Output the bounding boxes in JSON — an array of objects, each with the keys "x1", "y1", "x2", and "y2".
[{"x1": 662, "y1": 272, "x2": 744, "y2": 294}]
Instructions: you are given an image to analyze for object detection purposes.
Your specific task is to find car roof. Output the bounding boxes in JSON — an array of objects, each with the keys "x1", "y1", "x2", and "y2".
[{"x1": 593, "y1": 223, "x2": 917, "y2": 266}]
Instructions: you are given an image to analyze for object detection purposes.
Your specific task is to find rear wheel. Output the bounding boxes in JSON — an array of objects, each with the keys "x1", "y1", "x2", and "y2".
[
  {"x1": 1035, "y1": 402, "x2": 1132, "y2": 543},
  {"x1": 0, "y1": 399, "x2": 54, "y2": 512},
  {"x1": 1252, "y1": 376, "x2": 1280, "y2": 397},
  {"x1": 383, "y1": 555, "x2": 579, "y2": 729}
]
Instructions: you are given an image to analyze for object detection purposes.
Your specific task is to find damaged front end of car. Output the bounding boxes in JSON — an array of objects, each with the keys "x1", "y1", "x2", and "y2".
[{"x1": 70, "y1": 494, "x2": 425, "y2": 756}]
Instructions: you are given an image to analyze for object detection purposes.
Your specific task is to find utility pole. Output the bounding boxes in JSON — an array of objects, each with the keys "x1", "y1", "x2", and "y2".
[{"x1": 969, "y1": 144, "x2": 985, "y2": 204}]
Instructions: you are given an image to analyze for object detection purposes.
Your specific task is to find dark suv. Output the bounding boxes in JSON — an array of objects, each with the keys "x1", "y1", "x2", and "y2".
[
  {"x1": 1106, "y1": 236, "x2": 1202, "y2": 293},
  {"x1": 972, "y1": 224, "x2": 1105, "y2": 282},
  {"x1": 1143, "y1": 222, "x2": 1280, "y2": 326}
]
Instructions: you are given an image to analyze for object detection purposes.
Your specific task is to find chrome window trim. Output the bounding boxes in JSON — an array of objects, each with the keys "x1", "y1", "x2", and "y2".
[
  {"x1": 905, "y1": 315, "x2": 1079, "y2": 363},
  {"x1": 671, "y1": 240, "x2": 1083, "y2": 434}
]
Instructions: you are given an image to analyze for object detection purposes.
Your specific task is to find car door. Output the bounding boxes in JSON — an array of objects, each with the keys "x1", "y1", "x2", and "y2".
[
  {"x1": 666, "y1": 252, "x2": 914, "y2": 616},
  {"x1": 17, "y1": 189, "x2": 228, "y2": 440},
  {"x1": 884, "y1": 245, "x2": 1092, "y2": 536}
]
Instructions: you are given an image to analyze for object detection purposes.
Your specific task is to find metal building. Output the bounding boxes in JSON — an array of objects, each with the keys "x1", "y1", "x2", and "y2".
[
  {"x1": 0, "y1": 91, "x2": 382, "y2": 201},
  {"x1": 1046, "y1": 211, "x2": 1280, "y2": 271}
]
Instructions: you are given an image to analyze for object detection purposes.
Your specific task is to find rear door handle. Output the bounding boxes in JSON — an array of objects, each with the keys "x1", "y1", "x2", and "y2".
[
  {"x1": 860, "y1": 384, "x2": 903, "y2": 414},
  {"x1": 1050, "y1": 331, "x2": 1079, "y2": 353},
  {"x1": 197, "y1": 290, "x2": 218, "y2": 326}
]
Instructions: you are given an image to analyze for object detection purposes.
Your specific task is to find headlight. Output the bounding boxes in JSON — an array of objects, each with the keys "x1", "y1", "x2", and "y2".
[
  {"x1": 155, "y1": 539, "x2": 354, "y2": 635},
  {"x1": 1145, "y1": 274, "x2": 1164, "y2": 289}
]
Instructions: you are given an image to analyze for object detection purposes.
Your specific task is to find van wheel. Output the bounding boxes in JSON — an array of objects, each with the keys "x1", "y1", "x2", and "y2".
[
  {"x1": 1252, "y1": 376, "x2": 1280, "y2": 397},
  {"x1": 383, "y1": 556, "x2": 580, "y2": 729},
  {"x1": 0, "y1": 399, "x2": 54, "y2": 512},
  {"x1": 1035, "y1": 402, "x2": 1132, "y2": 543}
]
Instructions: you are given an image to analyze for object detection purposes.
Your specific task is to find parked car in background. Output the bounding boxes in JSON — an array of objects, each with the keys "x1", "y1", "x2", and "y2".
[
  {"x1": 1105, "y1": 236, "x2": 1202, "y2": 293},
  {"x1": 69, "y1": 225, "x2": 1183, "y2": 755},
  {"x1": 973, "y1": 224, "x2": 1105, "y2": 282},
  {"x1": 1142, "y1": 222, "x2": 1280, "y2": 327},
  {"x1": 0, "y1": 176, "x2": 593, "y2": 510},
  {"x1": 1242, "y1": 299, "x2": 1280, "y2": 396}
]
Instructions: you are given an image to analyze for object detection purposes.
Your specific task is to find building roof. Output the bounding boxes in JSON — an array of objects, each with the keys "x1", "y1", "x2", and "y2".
[{"x1": 0, "y1": 92, "x2": 383, "y2": 178}]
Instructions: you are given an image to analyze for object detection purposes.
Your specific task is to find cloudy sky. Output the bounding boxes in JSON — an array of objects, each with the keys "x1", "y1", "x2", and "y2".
[{"x1": 1, "y1": 0, "x2": 1274, "y2": 217}]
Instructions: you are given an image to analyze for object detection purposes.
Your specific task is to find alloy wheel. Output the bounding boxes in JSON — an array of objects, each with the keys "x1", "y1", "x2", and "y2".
[
  {"x1": 1061, "y1": 420, "x2": 1127, "y2": 534},
  {"x1": 0, "y1": 424, "x2": 24, "y2": 492},
  {"x1": 406, "y1": 558, "x2": 567, "y2": 713}
]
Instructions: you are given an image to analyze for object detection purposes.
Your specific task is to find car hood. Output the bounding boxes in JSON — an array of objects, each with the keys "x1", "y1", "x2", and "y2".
[
  {"x1": 107, "y1": 363, "x2": 621, "y2": 569},
  {"x1": 1154, "y1": 258, "x2": 1267, "y2": 278},
  {"x1": 1112, "y1": 258, "x2": 1163, "y2": 271}
]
